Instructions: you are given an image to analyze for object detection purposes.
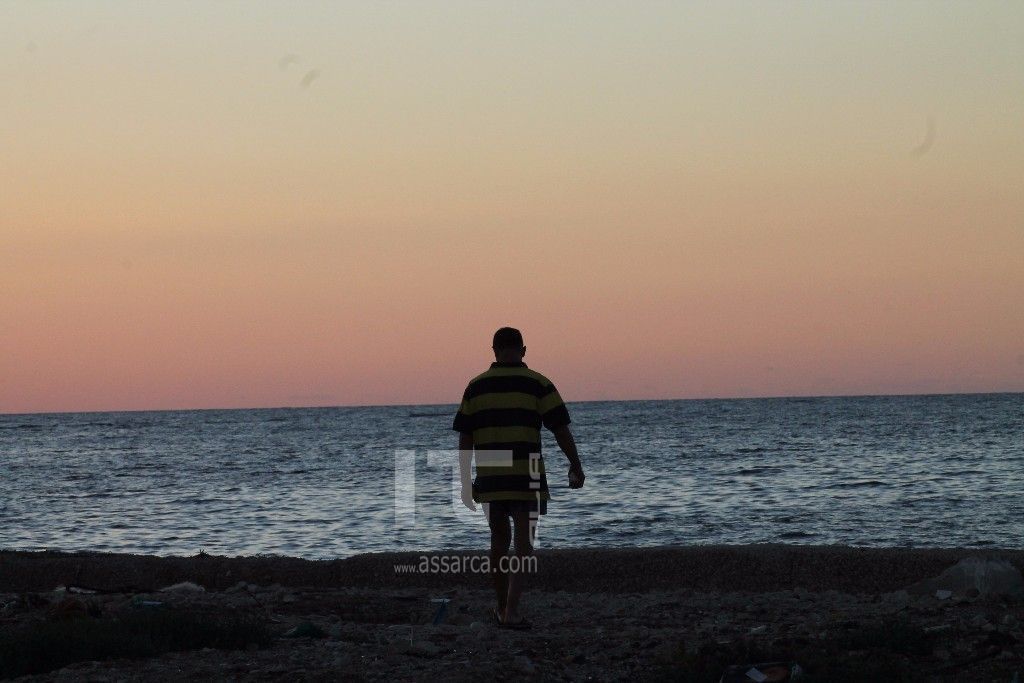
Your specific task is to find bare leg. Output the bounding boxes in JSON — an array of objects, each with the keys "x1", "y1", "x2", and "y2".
[
  {"x1": 503, "y1": 506, "x2": 536, "y2": 624},
  {"x1": 486, "y1": 505, "x2": 511, "y2": 619}
]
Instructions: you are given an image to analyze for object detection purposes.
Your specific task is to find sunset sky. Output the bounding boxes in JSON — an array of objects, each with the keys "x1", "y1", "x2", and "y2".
[{"x1": 2, "y1": 1, "x2": 1022, "y2": 414}]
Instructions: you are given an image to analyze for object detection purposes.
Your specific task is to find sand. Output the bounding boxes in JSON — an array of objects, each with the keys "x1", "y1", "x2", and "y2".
[{"x1": 2, "y1": 546, "x2": 1023, "y2": 681}]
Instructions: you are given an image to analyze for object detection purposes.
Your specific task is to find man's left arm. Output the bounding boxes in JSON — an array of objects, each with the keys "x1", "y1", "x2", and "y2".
[
  {"x1": 458, "y1": 432, "x2": 475, "y2": 510},
  {"x1": 540, "y1": 382, "x2": 584, "y2": 488}
]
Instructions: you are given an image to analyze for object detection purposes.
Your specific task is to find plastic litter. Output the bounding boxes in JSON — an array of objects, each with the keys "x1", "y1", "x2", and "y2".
[
  {"x1": 282, "y1": 621, "x2": 327, "y2": 639},
  {"x1": 159, "y1": 581, "x2": 205, "y2": 593},
  {"x1": 719, "y1": 661, "x2": 802, "y2": 682},
  {"x1": 131, "y1": 596, "x2": 165, "y2": 609}
]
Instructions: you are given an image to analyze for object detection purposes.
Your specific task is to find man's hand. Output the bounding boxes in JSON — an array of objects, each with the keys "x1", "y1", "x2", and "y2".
[
  {"x1": 553, "y1": 425, "x2": 584, "y2": 489},
  {"x1": 461, "y1": 485, "x2": 477, "y2": 511},
  {"x1": 568, "y1": 464, "x2": 585, "y2": 489},
  {"x1": 458, "y1": 433, "x2": 475, "y2": 510}
]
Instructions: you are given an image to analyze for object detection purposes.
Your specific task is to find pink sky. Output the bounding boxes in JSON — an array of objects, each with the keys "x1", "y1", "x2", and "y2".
[{"x1": 2, "y1": 2, "x2": 1022, "y2": 413}]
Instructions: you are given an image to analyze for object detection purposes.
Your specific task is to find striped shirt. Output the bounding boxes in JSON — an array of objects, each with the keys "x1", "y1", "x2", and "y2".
[{"x1": 452, "y1": 362, "x2": 571, "y2": 503}]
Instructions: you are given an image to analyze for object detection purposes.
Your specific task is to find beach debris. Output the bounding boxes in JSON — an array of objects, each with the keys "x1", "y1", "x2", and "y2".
[
  {"x1": 883, "y1": 589, "x2": 912, "y2": 609},
  {"x1": 410, "y1": 640, "x2": 441, "y2": 657},
  {"x1": 746, "y1": 668, "x2": 768, "y2": 682},
  {"x1": 131, "y1": 596, "x2": 165, "y2": 609},
  {"x1": 430, "y1": 598, "x2": 450, "y2": 625},
  {"x1": 47, "y1": 596, "x2": 90, "y2": 620},
  {"x1": 159, "y1": 581, "x2": 206, "y2": 593},
  {"x1": 748, "y1": 624, "x2": 768, "y2": 635},
  {"x1": 907, "y1": 557, "x2": 1024, "y2": 600},
  {"x1": 719, "y1": 661, "x2": 802, "y2": 682},
  {"x1": 935, "y1": 589, "x2": 953, "y2": 600},
  {"x1": 3, "y1": 593, "x2": 49, "y2": 613},
  {"x1": 282, "y1": 621, "x2": 327, "y2": 639},
  {"x1": 514, "y1": 655, "x2": 536, "y2": 674}
]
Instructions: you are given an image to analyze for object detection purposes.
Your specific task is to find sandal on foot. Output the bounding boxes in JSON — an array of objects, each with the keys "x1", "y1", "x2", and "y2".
[{"x1": 499, "y1": 618, "x2": 532, "y2": 634}]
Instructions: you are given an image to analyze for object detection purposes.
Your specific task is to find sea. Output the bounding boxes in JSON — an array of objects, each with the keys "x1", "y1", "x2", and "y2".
[{"x1": 1, "y1": 394, "x2": 1021, "y2": 559}]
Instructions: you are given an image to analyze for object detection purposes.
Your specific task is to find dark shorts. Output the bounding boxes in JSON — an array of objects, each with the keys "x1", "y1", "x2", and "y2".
[{"x1": 484, "y1": 498, "x2": 547, "y2": 520}]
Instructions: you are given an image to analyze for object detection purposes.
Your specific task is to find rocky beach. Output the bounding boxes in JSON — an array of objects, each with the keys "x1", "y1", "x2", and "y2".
[{"x1": 2, "y1": 546, "x2": 1023, "y2": 681}]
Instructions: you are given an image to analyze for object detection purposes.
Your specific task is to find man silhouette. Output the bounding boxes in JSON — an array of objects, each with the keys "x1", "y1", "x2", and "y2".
[{"x1": 454, "y1": 327, "x2": 584, "y2": 628}]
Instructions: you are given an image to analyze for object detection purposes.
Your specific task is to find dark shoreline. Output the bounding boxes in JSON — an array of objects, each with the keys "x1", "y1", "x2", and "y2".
[
  {"x1": 3, "y1": 545, "x2": 1023, "y2": 594},
  {"x1": 3, "y1": 545, "x2": 1024, "y2": 680}
]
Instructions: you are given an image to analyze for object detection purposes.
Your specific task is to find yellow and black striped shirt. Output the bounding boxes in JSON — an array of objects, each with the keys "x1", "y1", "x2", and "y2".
[{"x1": 452, "y1": 362, "x2": 571, "y2": 503}]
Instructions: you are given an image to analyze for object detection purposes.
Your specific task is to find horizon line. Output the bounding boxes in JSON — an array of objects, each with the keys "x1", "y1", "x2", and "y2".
[{"x1": 2, "y1": 389, "x2": 1021, "y2": 418}]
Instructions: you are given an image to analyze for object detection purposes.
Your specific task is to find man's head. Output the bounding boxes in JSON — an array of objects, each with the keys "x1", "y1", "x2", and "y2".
[{"x1": 492, "y1": 327, "x2": 525, "y2": 363}]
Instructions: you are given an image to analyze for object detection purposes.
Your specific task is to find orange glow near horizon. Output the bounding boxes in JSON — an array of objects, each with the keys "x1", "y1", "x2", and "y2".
[{"x1": 2, "y1": 2, "x2": 1022, "y2": 414}]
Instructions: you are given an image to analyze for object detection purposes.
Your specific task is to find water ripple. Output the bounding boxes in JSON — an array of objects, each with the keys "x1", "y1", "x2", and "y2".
[{"x1": 1, "y1": 394, "x2": 1021, "y2": 557}]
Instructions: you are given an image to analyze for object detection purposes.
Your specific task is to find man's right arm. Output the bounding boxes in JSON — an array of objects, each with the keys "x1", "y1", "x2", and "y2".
[{"x1": 453, "y1": 384, "x2": 477, "y2": 510}]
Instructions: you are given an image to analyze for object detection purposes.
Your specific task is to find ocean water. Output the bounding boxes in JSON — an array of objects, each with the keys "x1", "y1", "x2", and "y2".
[{"x1": 1, "y1": 394, "x2": 1021, "y2": 559}]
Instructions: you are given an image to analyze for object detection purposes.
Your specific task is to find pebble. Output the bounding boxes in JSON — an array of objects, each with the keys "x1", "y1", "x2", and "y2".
[
  {"x1": 410, "y1": 641, "x2": 440, "y2": 657},
  {"x1": 514, "y1": 655, "x2": 536, "y2": 674}
]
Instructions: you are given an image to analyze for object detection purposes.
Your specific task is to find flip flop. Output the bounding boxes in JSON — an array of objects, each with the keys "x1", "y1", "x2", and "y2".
[{"x1": 499, "y1": 618, "x2": 532, "y2": 634}]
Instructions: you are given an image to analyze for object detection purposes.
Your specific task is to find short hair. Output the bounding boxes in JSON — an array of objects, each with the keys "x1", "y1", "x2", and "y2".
[{"x1": 492, "y1": 327, "x2": 524, "y2": 350}]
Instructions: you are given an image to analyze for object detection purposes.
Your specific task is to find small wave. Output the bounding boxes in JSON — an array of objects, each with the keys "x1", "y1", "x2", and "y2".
[
  {"x1": 778, "y1": 530, "x2": 814, "y2": 539},
  {"x1": 735, "y1": 447, "x2": 765, "y2": 453},
  {"x1": 830, "y1": 480, "x2": 887, "y2": 488},
  {"x1": 734, "y1": 466, "x2": 780, "y2": 475},
  {"x1": 773, "y1": 515, "x2": 801, "y2": 523},
  {"x1": 409, "y1": 412, "x2": 448, "y2": 418},
  {"x1": 0, "y1": 424, "x2": 42, "y2": 430}
]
